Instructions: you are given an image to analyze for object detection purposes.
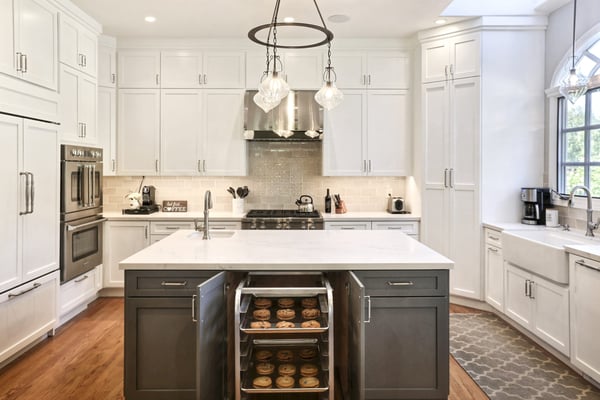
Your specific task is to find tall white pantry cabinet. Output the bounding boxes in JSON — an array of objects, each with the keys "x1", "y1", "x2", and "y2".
[{"x1": 419, "y1": 17, "x2": 547, "y2": 300}]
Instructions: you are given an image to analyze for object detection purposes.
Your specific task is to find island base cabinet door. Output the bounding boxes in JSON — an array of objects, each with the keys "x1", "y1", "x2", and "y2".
[
  {"x1": 124, "y1": 297, "x2": 197, "y2": 400},
  {"x1": 195, "y1": 272, "x2": 226, "y2": 400},
  {"x1": 364, "y1": 297, "x2": 449, "y2": 399}
]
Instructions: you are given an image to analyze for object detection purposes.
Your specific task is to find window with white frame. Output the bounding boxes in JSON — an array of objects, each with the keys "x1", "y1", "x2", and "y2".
[{"x1": 558, "y1": 37, "x2": 600, "y2": 196}]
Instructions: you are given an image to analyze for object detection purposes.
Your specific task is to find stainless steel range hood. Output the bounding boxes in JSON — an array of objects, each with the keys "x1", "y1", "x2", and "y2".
[{"x1": 244, "y1": 90, "x2": 323, "y2": 141}]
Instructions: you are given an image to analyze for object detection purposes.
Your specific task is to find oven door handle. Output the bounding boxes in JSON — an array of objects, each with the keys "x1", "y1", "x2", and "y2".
[
  {"x1": 66, "y1": 217, "x2": 107, "y2": 232},
  {"x1": 89, "y1": 165, "x2": 96, "y2": 207}
]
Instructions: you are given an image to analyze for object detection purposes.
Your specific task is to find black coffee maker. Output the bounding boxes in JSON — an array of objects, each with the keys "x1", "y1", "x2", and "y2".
[
  {"x1": 141, "y1": 185, "x2": 156, "y2": 206},
  {"x1": 521, "y1": 187, "x2": 551, "y2": 225}
]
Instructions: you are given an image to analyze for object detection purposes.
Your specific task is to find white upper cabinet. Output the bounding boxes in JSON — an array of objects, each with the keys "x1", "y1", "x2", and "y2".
[
  {"x1": 421, "y1": 32, "x2": 480, "y2": 83},
  {"x1": 98, "y1": 42, "x2": 116, "y2": 87},
  {"x1": 98, "y1": 87, "x2": 116, "y2": 175},
  {"x1": 332, "y1": 51, "x2": 409, "y2": 89},
  {"x1": 323, "y1": 89, "x2": 410, "y2": 176},
  {"x1": 0, "y1": 0, "x2": 58, "y2": 90},
  {"x1": 161, "y1": 51, "x2": 203, "y2": 88},
  {"x1": 245, "y1": 51, "x2": 322, "y2": 89},
  {"x1": 59, "y1": 13, "x2": 97, "y2": 78},
  {"x1": 202, "y1": 51, "x2": 245, "y2": 88},
  {"x1": 59, "y1": 64, "x2": 97, "y2": 144},
  {"x1": 117, "y1": 50, "x2": 161, "y2": 88}
]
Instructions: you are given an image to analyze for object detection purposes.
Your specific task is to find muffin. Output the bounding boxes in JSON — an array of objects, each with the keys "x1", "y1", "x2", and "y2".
[
  {"x1": 276, "y1": 375, "x2": 295, "y2": 389},
  {"x1": 250, "y1": 321, "x2": 272, "y2": 329},
  {"x1": 254, "y1": 298, "x2": 273, "y2": 309},
  {"x1": 252, "y1": 376, "x2": 272, "y2": 389},
  {"x1": 276, "y1": 349, "x2": 294, "y2": 362},
  {"x1": 300, "y1": 363, "x2": 319, "y2": 377},
  {"x1": 277, "y1": 298, "x2": 295, "y2": 308},
  {"x1": 253, "y1": 309, "x2": 271, "y2": 321},
  {"x1": 276, "y1": 308, "x2": 296, "y2": 321},
  {"x1": 275, "y1": 321, "x2": 295, "y2": 328},
  {"x1": 301, "y1": 320, "x2": 321, "y2": 328},
  {"x1": 256, "y1": 362, "x2": 275, "y2": 375},
  {"x1": 301, "y1": 308, "x2": 320, "y2": 320},
  {"x1": 299, "y1": 376, "x2": 319, "y2": 388},
  {"x1": 278, "y1": 363, "x2": 297, "y2": 376},
  {"x1": 301, "y1": 297, "x2": 318, "y2": 308}
]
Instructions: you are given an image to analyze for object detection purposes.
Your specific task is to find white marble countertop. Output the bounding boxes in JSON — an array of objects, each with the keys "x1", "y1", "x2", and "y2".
[
  {"x1": 104, "y1": 211, "x2": 420, "y2": 221},
  {"x1": 482, "y1": 222, "x2": 549, "y2": 231},
  {"x1": 565, "y1": 244, "x2": 600, "y2": 262},
  {"x1": 119, "y1": 229, "x2": 452, "y2": 271}
]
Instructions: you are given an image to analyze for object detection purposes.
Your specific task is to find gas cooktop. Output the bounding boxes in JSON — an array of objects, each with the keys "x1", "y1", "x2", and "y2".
[{"x1": 245, "y1": 209, "x2": 321, "y2": 219}]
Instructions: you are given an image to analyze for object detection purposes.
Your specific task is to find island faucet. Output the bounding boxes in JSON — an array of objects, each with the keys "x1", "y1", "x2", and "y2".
[
  {"x1": 569, "y1": 185, "x2": 599, "y2": 237},
  {"x1": 203, "y1": 190, "x2": 212, "y2": 240}
]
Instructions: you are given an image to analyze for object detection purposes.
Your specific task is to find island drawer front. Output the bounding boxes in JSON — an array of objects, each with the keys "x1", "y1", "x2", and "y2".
[
  {"x1": 352, "y1": 270, "x2": 449, "y2": 297},
  {"x1": 125, "y1": 270, "x2": 218, "y2": 297},
  {"x1": 150, "y1": 221, "x2": 195, "y2": 235},
  {"x1": 484, "y1": 228, "x2": 502, "y2": 248}
]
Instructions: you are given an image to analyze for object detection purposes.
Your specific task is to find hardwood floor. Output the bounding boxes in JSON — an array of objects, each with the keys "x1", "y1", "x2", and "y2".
[{"x1": 0, "y1": 299, "x2": 488, "y2": 400}]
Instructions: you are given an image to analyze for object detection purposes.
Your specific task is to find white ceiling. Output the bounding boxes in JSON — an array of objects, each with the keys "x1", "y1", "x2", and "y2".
[{"x1": 71, "y1": 0, "x2": 462, "y2": 39}]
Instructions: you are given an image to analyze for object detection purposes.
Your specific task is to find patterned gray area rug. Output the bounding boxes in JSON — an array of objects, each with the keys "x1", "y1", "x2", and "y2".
[{"x1": 450, "y1": 312, "x2": 600, "y2": 400}]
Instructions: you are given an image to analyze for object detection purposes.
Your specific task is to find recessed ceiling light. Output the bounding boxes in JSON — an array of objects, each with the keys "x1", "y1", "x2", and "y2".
[
  {"x1": 145, "y1": 16, "x2": 156, "y2": 23},
  {"x1": 283, "y1": 17, "x2": 295, "y2": 23},
  {"x1": 328, "y1": 14, "x2": 350, "y2": 23},
  {"x1": 435, "y1": 18, "x2": 447, "y2": 25}
]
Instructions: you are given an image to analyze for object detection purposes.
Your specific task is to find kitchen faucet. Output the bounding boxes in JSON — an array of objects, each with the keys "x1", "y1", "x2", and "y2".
[
  {"x1": 569, "y1": 185, "x2": 599, "y2": 237},
  {"x1": 203, "y1": 190, "x2": 212, "y2": 240}
]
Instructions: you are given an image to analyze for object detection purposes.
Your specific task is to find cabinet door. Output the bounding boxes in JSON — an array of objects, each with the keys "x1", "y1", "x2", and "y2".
[
  {"x1": 103, "y1": 221, "x2": 149, "y2": 288},
  {"x1": 325, "y1": 221, "x2": 371, "y2": 230},
  {"x1": 531, "y1": 276, "x2": 569, "y2": 355},
  {"x1": 203, "y1": 51, "x2": 245, "y2": 88},
  {"x1": 245, "y1": 52, "x2": 267, "y2": 90},
  {"x1": 202, "y1": 89, "x2": 246, "y2": 176},
  {"x1": 196, "y1": 272, "x2": 227, "y2": 400},
  {"x1": 504, "y1": 263, "x2": 533, "y2": 329},
  {"x1": 421, "y1": 39, "x2": 449, "y2": 83},
  {"x1": 322, "y1": 90, "x2": 366, "y2": 176},
  {"x1": 117, "y1": 89, "x2": 160, "y2": 175},
  {"x1": 58, "y1": 14, "x2": 79, "y2": 69},
  {"x1": 125, "y1": 296, "x2": 197, "y2": 400},
  {"x1": 78, "y1": 28, "x2": 97, "y2": 77},
  {"x1": 98, "y1": 87, "x2": 116, "y2": 175},
  {"x1": 0, "y1": 0, "x2": 15, "y2": 77},
  {"x1": 21, "y1": 119, "x2": 59, "y2": 281},
  {"x1": 570, "y1": 258, "x2": 600, "y2": 382},
  {"x1": 160, "y1": 89, "x2": 203, "y2": 175},
  {"x1": 283, "y1": 52, "x2": 322, "y2": 89},
  {"x1": 367, "y1": 52, "x2": 409, "y2": 89},
  {"x1": 347, "y1": 271, "x2": 366, "y2": 400},
  {"x1": 0, "y1": 115, "x2": 22, "y2": 293},
  {"x1": 16, "y1": 0, "x2": 58, "y2": 90},
  {"x1": 330, "y1": 52, "x2": 367, "y2": 89},
  {"x1": 98, "y1": 44, "x2": 116, "y2": 87},
  {"x1": 484, "y1": 244, "x2": 504, "y2": 311},
  {"x1": 161, "y1": 50, "x2": 202, "y2": 88},
  {"x1": 59, "y1": 66, "x2": 79, "y2": 142},
  {"x1": 364, "y1": 297, "x2": 449, "y2": 399},
  {"x1": 78, "y1": 73, "x2": 97, "y2": 143},
  {"x1": 117, "y1": 50, "x2": 160, "y2": 88},
  {"x1": 366, "y1": 90, "x2": 410, "y2": 176},
  {"x1": 450, "y1": 33, "x2": 480, "y2": 80}
]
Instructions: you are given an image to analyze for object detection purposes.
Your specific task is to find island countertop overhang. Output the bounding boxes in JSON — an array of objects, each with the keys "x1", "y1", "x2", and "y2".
[{"x1": 119, "y1": 229, "x2": 453, "y2": 271}]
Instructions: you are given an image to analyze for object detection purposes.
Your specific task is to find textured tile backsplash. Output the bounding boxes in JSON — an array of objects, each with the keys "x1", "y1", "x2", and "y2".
[{"x1": 103, "y1": 142, "x2": 406, "y2": 212}]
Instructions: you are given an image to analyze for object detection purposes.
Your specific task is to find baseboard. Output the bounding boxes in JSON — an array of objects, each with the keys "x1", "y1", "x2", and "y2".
[
  {"x1": 99, "y1": 287, "x2": 124, "y2": 297},
  {"x1": 449, "y1": 295, "x2": 494, "y2": 312}
]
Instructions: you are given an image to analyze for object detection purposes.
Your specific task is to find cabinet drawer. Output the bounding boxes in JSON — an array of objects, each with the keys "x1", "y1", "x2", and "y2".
[
  {"x1": 484, "y1": 228, "x2": 502, "y2": 248},
  {"x1": 59, "y1": 268, "x2": 98, "y2": 316},
  {"x1": 150, "y1": 221, "x2": 195, "y2": 234},
  {"x1": 125, "y1": 270, "x2": 218, "y2": 297},
  {"x1": 372, "y1": 221, "x2": 419, "y2": 234},
  {"x1": 352, "y1": 270, "x2": 448, "y2": 297},
  {"x1": 325, "y1": 221, "x2": 371, "y2": 230}
]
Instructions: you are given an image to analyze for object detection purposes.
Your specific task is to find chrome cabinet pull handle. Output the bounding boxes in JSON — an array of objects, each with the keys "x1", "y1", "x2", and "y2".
[
  {"x1": 155, "y1": 159, "x2": 159, "y2": 172},
  {"x1": 203, "y1": 160, "x2": 206, "y2": 172},
  {"x1": 16, "y1": 52, "x2": 22, "y2": 71},
  {"x1": 203, "y1": 74, "x2": 207, "y2": 84},
  {"x1": 164, "y1": 226, "x2": 180, "y2": 230},
  {"x1": 529, "y1": 281, "x2": 535, "y2": 299},
  {"x1": 111, "y1": 73, "x2": 116, "y2": 84},
  {"x1": 488, "y1": 247, "x2": 498, "y2": 253},
  {"x1": 8, "y1": 283, "x2": 41, "y2": 299},
  {"x1": 575, "y1": 260, "x2": 600, "y2": 271},
  {"x1": 161, "y1": 281, "x2": 188, "y2": 287},
  {"x1": 19, "y1": 172, "x2": 30, "y2": 215},
  {"x1": 66, "y1": 217, "x2": 107, "y2": 232},
  {"x1": 192, "y1": 294, "x2": 198, "y2": 322},
  {"x1": 445, "y1": 65, "x2": 448, "y2": 80},
  {"x1": 368, "y1": 160, "x2": 372, "y2": 173},
  {"x1": 29, "y1": 172, "x2": 34, "y2": 214},
  {"x1": 22, "y1": 54, "x2": 27, "y2": 73},
  {"x1": 74, "y1": 275, "x2": 89, "y2": 283},
  {"x1": 387, "y1": 281, "x2": 414, "y2": 286},
  {"x1": 450, "y1": 64, "x2": 454, "y2": 78},
  {"x1": 198, "y1": 160, "x2": 202, "y2": 172},
  {"x1": 340, "y1": 227, "x2": 356, "y2": 230},
  {"x1": 489, "y1": 235, "x2": 500, "y2": 241},
  {"x1": 156, "y1": 74, "x2": 160, "y2": 85},
  {"x1": 112, "y1": 159, "x2": 116, "y2": 172},
  {"x1": 144, "y1": 226, "x2": 148, "y2": 239},
  {"x1": 364, "y1": 295, "x2": 371, "y2": 323},
  {"x1": 449, "y1": 168, "x2": 454, "y2": 188},
  {"x1": 443, "y1": 169, "x2": 449, "y2": 188},
  {"x1": 525, "y1": 279, "x2": 530, "y2": 297}
]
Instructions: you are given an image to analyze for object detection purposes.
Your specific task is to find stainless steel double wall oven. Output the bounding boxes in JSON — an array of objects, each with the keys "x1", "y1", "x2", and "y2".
[{"x1": 60, "y1": 145, "x2": 105, "y2": 283}]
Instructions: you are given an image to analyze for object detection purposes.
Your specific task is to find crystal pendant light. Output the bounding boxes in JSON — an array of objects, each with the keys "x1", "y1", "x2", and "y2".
[
  {"x1": 315, "y1": 42, "x2": 343, "y2": 110},
  {"x1": 559, "y1": 0, "x2": 588, "y2": 104}
]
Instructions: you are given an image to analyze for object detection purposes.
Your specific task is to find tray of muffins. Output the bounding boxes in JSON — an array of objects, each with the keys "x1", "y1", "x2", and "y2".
[
  {"x1": 241, "y1": 342, "x2": 329, "y2": 393},
  {"x1": 240, "y1": 296, "x2": 329, "y2": 334}
]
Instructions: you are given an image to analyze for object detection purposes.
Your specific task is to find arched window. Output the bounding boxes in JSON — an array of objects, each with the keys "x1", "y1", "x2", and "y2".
[{"x1": 556, "y1": 31, "x2": 600, "y2": 196}]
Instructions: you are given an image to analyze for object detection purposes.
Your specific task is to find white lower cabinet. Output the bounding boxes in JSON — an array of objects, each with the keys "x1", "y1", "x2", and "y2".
[
  {"x1": 505, "y1": 262, "x2": 570, "y2": 355},
  {"x1": 103, "y1": 221, "x2": 150, "y2": 288},
  {"x1": 325, "y1": 221, "x2": 371, "y2": 230},
  {"x1": 325, "y1": 219, "x2": 420, "y2": 240},
  {"x1": 0, "y1": 271, "x2": 58, "y2": 364},
  {"x1": 58, "y1": 265, "x2": 102, "y2": 324},
  {"x1": 569, "y1": 255, "x2": 600, "y2": 383},
  {"x1": 484, "y1": 228, "x2": 504, "y2": 311}
]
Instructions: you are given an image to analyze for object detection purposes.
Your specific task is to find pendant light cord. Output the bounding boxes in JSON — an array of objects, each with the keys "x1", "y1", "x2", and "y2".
[{"x1": 571, "y1": 0, "x2": 577, "y2": 69}]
